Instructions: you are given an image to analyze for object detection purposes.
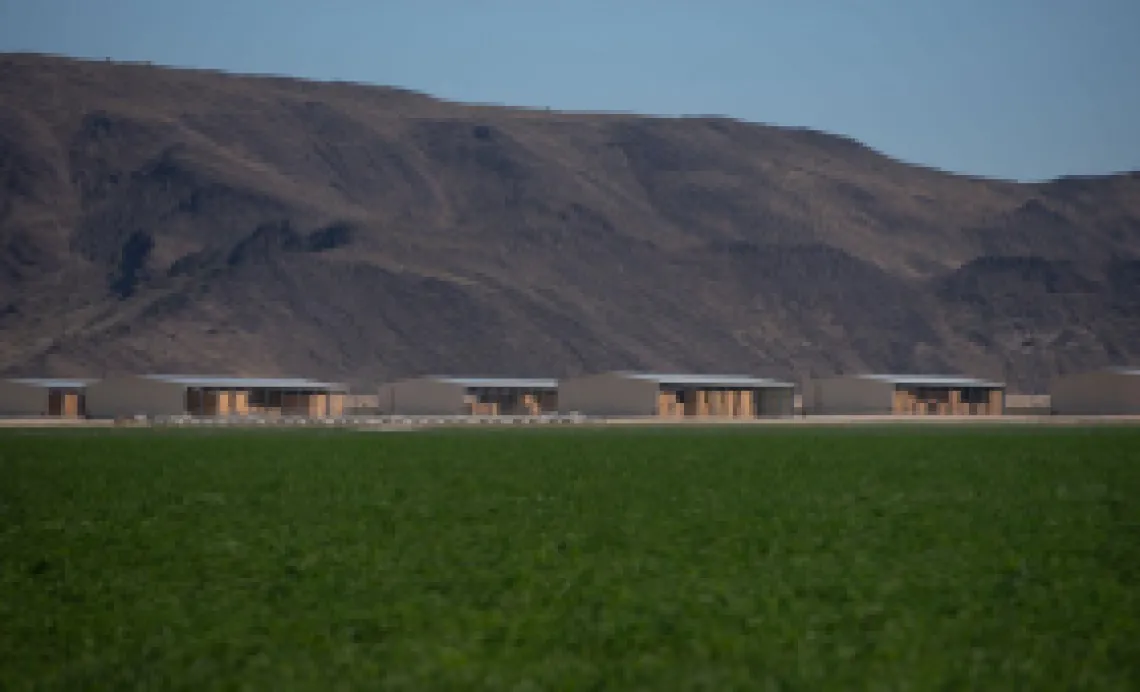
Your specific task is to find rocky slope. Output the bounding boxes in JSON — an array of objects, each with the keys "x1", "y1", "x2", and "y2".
[{"x1": 2, "y1": 53, "x2": 1138, "y2": 391}]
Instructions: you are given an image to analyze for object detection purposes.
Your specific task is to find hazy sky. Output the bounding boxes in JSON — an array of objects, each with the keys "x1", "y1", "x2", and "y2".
[{"x1": 2, "y1": 0, "x2": 1138, "y2": 181}]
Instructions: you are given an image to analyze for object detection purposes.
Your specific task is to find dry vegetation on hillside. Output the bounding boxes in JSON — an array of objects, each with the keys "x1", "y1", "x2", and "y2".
[{"x1": 2, "y1": 54, "x2": 1138, "y2": 390}]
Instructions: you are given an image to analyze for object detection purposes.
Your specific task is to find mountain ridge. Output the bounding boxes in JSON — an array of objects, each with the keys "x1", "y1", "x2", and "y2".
[{"x1": 1, "y1": 53, "x2": 1138, "y2": 391}]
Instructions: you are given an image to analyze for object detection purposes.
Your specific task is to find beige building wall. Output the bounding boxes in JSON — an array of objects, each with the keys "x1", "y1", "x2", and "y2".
[
  {"x1": 757, "y1": 387, "x2": 796, "y2": 416},
  {"x1": 0, "y1": 381, "x2": 50, "y2": 416},
  {"x1": 558, "y1": 373, "x2": 658, "y2": 416},
  {"x1": 377, "y1": 379, "x2": 466, "y2": 415},
  {"x1": 343, "y1": 394, "x2": 379, "y2": 410},
  {"x1": 804, "y1": 377, "x2": 893, "y2": 414},
  {"x1": 1004, "y1": 394, "x2": 1051, "y2": 415},
  {"x1": 85, "y1": 376, "x2": 187, "y2": 418},
  {"x1": 1051, "y1": 371, "x2": 1140, "y2": 415},
  {"x1": 1125, "y1": 378, "x2": 1140, "y2": 413}
]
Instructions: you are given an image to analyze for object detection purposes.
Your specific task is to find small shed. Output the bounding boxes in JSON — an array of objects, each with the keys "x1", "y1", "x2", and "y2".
[
  {"x1": 85, "y1": 375, "x2": 348, "y2": 418},
  {"x1": 1051, "y1": 368, "x2": 1140, "y2": 415},
  {"x1": 804, "y1": 374, "x2": 1005, "y2": 415},
  {"x1": 0, "y1": 378, "x2": 94, "y2": 417},
  {"x1": 378, "y1": 377, "x2": 559, "y2": 415},
  {"x1": 558, "y1": 372, "x2": 795, "y2": 418}
]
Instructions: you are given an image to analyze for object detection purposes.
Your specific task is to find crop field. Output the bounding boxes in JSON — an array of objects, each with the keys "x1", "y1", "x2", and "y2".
[{"x1": 2, "y1": 426, "x2": 1139, "y2": 689}]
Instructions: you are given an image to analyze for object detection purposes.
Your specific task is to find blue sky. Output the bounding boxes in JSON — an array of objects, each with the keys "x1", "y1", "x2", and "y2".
[{"x1": 2, "y1": 0, "x2": 1137, "y2": 181}]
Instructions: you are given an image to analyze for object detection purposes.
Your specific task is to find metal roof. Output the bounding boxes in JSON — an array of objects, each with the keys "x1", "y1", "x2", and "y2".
[
  {"x1": 854, "y1": 374, "x2": 1005, "y2": 388},
  {"x1": 433, "y1": 377, "x2": 559, "y2": 389},
  {"x1": 6, "y1": 378, "x2": 95, "y2": 389},
  {"x1": 616, "y1": 372, "x2": 795, "y2": 388},
  {"x1": 142, "y1": 375, "x2": 347, "y2": 390},
  {"x1": 1106, "y1": 367, "x2": 1140, "y2": 376}
]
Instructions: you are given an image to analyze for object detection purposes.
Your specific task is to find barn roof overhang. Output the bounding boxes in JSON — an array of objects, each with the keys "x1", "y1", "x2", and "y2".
[
  {"x1": 854, "y1": 374, "x2": 1005, "y2": 388},
  {"x1": 615, "y1": 372, "x2": 795, "y2": 388},
  {"x1": 142, "y1": 375, "x2": 348, "y2": 391}
]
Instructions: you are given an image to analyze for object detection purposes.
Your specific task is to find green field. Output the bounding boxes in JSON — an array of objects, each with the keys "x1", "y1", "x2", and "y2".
[{"x1": 2, "y1": 427, "x2": 1139, "y2": 689}]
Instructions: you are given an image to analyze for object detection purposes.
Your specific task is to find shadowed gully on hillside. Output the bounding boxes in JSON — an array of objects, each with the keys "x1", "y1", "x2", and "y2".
[{"x1": 1, "y1": 53, "x2": 1138, "y2": 390}]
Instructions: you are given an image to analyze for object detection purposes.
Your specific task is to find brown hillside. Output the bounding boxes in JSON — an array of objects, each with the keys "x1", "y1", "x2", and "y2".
[{"x1": 1, "y1": 53, "x2": 1138, "y2": 391}]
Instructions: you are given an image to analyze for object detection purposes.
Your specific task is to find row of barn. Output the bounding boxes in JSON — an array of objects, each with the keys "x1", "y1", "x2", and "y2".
[{"x1": 1, "y1": 368, "x2": 1138, "y2": 419}]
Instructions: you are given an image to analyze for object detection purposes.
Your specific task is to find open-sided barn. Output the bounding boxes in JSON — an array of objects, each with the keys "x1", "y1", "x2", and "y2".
[
  {"x1": 0, "y1": 378, "x2": 94, "y2": 417},
  {"x1": 558, "y1": 372, "x2": 795, "y2": 418},
  {"x1": 804, "y1": 374, "x2": 1005, "y2": 415},
  {"x1": 377, "y1": 377, "x2": 559, "y2": 415},
  {"x1": 84, "y1": 375, "x2": 347, "y2": 418}
]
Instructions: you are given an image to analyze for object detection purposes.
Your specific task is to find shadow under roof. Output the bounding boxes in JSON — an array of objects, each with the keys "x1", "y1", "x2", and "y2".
[
  {"x1": 7, "y1": 378, "x2": 95, "y2": 389},
  {"x1": 433, "y1": 377, "x2": 559, "y2": 389},
  {"x1": 617, "y1": 372, "x2": 794, "y2": 388},
  {"x1": 142, "y1": 375, "x2": 347, "y2": 390},
  {"x1": 854, "y1": 374, "x2": 1005, "y2": 388}
]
